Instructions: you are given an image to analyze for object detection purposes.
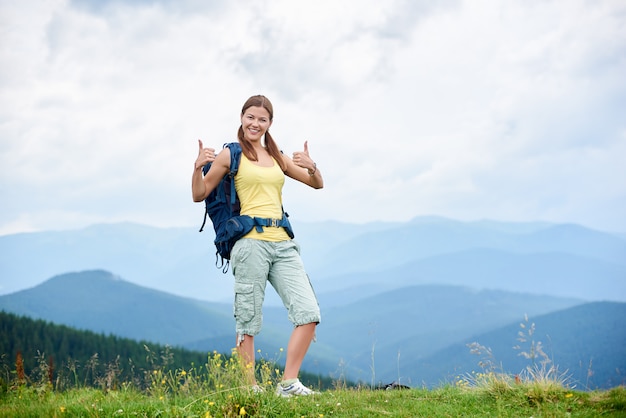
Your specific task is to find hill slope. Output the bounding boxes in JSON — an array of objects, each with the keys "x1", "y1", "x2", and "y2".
[
  {"x1": 310, "y1": 285, "x2": 583, "y2": 382},
  {"x1": 0, "y1": 270, "x2": 235, "y2": 347},
  {"x1": 407, "y1": 301, "x2": 626, "y2": 390},
  {"x1": 1, "y1": 270, "x2": 590, "y2": 384}
]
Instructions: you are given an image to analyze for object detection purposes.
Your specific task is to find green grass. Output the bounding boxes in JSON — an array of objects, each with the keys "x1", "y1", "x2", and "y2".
[
  {"x1": 1, "y1": 384, "x2": 624, "y2": 417},
  {"x1": 2, "y1": 318, "x2": 624, "y2": 417},
  {"x1": 1, "y1": 349, "x2": 624, "y2": 418}
]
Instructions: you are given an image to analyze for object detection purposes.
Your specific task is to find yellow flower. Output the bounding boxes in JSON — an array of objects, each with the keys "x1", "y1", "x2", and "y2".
[
  {"x1": 209, "y1": 401, "x2": 215, "y2": 406},
  {"x1": 204, "y1": 412, "x2": 212, "y2": 418},
  {"x1": 181, "y1": 370, "x2": 187, "y2": 376},
  {"x1": 159, "y1": 396, "x2": 164, "y2": 400},
  {"x1": 240, "y1": 406, "x2": 247, "y2": 415},
  {"x1": 59, "y1": 406, "x2": 66, "y2": 413},
  {"x1": 565, "y1": 393, "x2": 574, "y2": 398}
]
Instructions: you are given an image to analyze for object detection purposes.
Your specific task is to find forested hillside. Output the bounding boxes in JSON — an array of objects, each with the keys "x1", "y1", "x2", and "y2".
[
  {"x1": 0, "y1": 311, "x2": 207, "y2": 387},
  {"x1": 0, "y1": 311, "x2": 334, "y2": 389}
]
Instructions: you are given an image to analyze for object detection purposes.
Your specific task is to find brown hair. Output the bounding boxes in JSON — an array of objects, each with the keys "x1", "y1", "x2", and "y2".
[{"x1": 237, "y1": 95, "x2": 286, "y2": 171}]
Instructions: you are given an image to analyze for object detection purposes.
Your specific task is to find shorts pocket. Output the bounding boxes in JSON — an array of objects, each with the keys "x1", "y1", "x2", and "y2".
[
  {"x1": 233, "y1": 283, "x2": 255, "y2": 323},
  {"x1": 231, "y1": 239, "x2": 252, "y2": 267}
]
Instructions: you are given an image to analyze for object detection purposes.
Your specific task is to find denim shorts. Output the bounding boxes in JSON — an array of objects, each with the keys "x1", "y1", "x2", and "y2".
[{"x1": 230, "y1": 238, "x2": 321, "y2": 337}]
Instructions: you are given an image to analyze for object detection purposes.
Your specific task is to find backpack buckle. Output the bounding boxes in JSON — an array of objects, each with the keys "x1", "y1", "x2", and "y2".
[{"x1": 270, "y1": 218, "x2": 279, "y2": 227}]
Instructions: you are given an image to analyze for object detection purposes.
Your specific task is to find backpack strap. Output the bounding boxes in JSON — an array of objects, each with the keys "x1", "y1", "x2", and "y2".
[
  {"x1": 251, "y1": 214, "x2": 290, "y2": 231},
  {"x1": 198, "y1": 160, "x2": 212, "y2": 232},
  {"x1": 199, "y1": 142, "x2": 242, "y2": 233},
  {"x1": 226, "y1": 142, "x2": 242, "y2": 208},
  {"x1": 251, "y1": 212, "x2": 295, "y2": 238}
]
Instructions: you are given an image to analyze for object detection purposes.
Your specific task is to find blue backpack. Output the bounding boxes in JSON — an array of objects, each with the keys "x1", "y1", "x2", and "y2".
[{"x1": 199, "y1": 142, "x2": 294, "y2": 272}]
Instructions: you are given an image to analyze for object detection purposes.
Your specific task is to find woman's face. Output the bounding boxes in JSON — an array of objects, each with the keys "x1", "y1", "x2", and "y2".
[{"x1": 241, "y1": 106, "x2": 272, "y2": 142}]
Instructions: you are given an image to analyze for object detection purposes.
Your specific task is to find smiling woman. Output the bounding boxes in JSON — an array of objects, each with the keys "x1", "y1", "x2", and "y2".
[{"x1": 191, "y1": 95, "x2": 324, "y2": 397}]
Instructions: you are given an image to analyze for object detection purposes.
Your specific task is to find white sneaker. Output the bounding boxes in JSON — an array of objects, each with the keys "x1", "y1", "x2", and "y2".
[{"x1": 276, "y1": 379, "x2": 319, "y2": 397}]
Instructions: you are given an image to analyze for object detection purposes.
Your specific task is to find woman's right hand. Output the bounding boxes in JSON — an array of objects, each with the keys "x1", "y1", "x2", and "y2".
[{"x1": 195, "y1": 139, "x2": 216, "y2": 170}]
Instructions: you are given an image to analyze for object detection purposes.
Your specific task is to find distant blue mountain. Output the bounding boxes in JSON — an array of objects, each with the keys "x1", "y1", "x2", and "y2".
[
  {"x1": 307, "y1": 220, "x2": 626, "y2": 278},
  {"x1": 315, "y1": 248, "x2": 626, "y2": 302},
  {"x1": 1, "y1": 218, "x2": 623, "y2": 304}
]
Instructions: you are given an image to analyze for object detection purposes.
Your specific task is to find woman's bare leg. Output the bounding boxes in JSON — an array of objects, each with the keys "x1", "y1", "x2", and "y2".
[
  {"x1": 282, "y1": 323, "x2": 316, "y2": 381},
  {"x1": 236, "y1": 334, "x2": 257, "y2": 385}
]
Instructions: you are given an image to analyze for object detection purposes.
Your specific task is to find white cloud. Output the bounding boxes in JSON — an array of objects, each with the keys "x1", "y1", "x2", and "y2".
[{"x1": 1, "y1": 0, "x2": 625, "y2": 235}]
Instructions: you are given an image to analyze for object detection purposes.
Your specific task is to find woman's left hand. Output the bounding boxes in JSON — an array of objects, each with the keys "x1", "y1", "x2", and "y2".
[{"x1": 292, "y1": 141, "x2": 315, "y2": 171}]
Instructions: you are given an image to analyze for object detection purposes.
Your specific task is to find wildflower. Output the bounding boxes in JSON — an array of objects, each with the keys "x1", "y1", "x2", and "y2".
[
  {"x1": 59, "y1": 406, "x2": 66, "y2": 413},
  {"x1": 565, "y1": 393, "x2": 574, "y2": 398},
  {"x1": 209, "y1": 401, "x2": 215, "y2": 406},
  {"x1": 204, "y1": 412, "x2": 212, "y2": 418},
  {"x1": 159, "y1": 396, "x2": 164, "y2": 400},
  {"x1": 181, "y1": 370, "x2": 187, "y2": 376},
  {"x1": 240, "y1": 406, "x2": 247, "y2": 415}
]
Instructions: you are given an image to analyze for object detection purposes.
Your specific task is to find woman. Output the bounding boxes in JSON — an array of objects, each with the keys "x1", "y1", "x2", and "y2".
[{"x1": 191, "y1": 95, "x2": 323, "y2": 397}]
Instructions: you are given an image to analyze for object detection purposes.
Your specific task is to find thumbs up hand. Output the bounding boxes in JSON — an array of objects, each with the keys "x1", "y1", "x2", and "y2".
[
  {"x1": 292, "y1": 141, "x2": 315, "y2": 171},
  {"x1": 195, "y1": 139, "x2": 216, "y2": 170}
]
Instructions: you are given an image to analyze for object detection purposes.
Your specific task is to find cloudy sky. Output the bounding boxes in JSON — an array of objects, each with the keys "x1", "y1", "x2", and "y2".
[{"x1": 1, "y1": 0, "x2": 625, "y2": 236}]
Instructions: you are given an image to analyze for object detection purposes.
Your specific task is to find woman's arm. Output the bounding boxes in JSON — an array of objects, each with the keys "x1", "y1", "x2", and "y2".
[
  {"x1": 192, "y1": 140, "x2": 230, "y2": 202},
  {"x1": 283, "y1": 141, "x2": 324, "y2": 189}
]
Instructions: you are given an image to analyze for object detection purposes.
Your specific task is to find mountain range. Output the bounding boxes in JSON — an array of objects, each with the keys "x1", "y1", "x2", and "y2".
[
  {"x1": 1, "y1": 270, "x2": 623, "y2": 388},
  {"x1": 1, "y1": 217, "x2": 625, "y2": 304},
  {"x1": 0, "y1": 217, "x2": 624, "y2": 388}
]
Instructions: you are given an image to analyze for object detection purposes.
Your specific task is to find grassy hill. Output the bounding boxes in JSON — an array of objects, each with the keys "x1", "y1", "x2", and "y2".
[{"x1": 2, "y1": 308, "x2": 624, "y2": 415}]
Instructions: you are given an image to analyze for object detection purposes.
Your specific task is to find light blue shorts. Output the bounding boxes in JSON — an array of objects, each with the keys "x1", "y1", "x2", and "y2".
[{"x1": 230, "y1": 238, "x2": 321, "y2": 337}]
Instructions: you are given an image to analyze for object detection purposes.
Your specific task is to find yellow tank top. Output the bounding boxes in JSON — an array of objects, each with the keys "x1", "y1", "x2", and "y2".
[{"x1": 235, "y1": 154, "x2": 290, "y2": 241}]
